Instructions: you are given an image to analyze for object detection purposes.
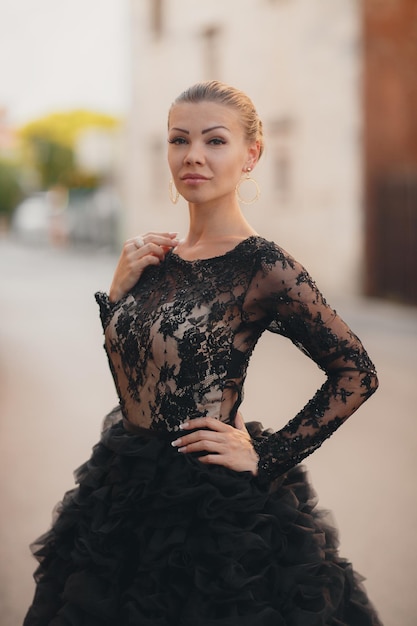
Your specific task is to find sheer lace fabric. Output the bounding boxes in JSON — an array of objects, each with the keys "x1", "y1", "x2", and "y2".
[{"x1": 96, "y1": 236, "x2": 378, "y2": 483}]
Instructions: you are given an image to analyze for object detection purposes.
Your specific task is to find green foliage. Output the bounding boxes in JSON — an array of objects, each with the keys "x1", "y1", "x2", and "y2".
[
  {"x1": 30, "y1": 137, "x2": 75, "y2": 188},
  {"x1": 0, "y1": 159, "x2": 23, "y2": 217},
  {"x1": 18, "y1": 110, "x2": 120, "y2": 190}
]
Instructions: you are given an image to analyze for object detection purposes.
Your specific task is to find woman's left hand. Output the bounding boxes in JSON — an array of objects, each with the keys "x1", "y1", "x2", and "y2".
[{"x1": 171, "y1": 413, "x2": 259, "y2": 475}]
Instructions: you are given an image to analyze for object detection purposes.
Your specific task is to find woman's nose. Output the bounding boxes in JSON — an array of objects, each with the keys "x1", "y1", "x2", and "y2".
[{"x1": 184, "y1": 143, "x2": 204, "y2": 165}]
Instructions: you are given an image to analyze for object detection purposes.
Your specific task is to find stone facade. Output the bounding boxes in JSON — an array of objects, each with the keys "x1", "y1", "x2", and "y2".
[{"x1": 124, "y1": 0, "x2": 362, "y2": 294}]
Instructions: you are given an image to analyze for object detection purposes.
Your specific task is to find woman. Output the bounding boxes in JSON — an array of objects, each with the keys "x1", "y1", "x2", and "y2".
[{"x1": 24, "y1": 81, "x2": 382, "y2": 625}]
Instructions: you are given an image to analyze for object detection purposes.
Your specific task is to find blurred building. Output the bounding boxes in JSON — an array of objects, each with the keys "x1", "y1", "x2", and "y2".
[
  {"x1": 125, "y1": 0, "x2": 412, "y2": 298},
  {"x1": 363, "y1": 0, "x2": 417, "y2": 304}
]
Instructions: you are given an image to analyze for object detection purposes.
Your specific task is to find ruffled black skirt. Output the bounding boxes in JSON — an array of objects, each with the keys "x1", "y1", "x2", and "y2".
[{"x1": 24, "y1": 419, "x2": 382, "y2": 626}]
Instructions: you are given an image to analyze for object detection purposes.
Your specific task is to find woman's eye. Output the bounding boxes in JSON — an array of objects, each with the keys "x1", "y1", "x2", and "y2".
[
  {"x1": 168, "y1": 137, "x2": 187, "y2": 145},
  {"x1": 208, "y1": 138, "x2": 226, "y2": 145}
]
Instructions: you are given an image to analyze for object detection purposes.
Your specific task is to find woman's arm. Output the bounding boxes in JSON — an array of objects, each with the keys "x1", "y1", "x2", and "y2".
[
  {"x1": 248, "y1": 246, "x2": 378, "y2": 483},
  {"x1": 95, "y1": 231, "x2": 179, "y2": 329}
]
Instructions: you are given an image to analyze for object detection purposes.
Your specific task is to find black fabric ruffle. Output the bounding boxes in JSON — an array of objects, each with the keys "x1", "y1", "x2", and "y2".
[{"x1": 24, "y1": 421, "x2": 382, "y2": 626}]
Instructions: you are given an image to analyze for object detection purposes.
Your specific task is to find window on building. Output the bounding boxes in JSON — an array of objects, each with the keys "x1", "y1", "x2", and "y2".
[
  {"x1": 274, "y1": 152, "x2": 291, "y2": 199},
  {"x1": 269, "y1": 117, "x2": 295, "y2": 205},
  {"x1": 150, "y1": 136, "x2": 165, "y2": 199},
  {"x1": 150, "y1": 0, "x2": 164, "y2": 38},
  {"x1": 202, "y1": 25, "x2": 222, "y2": 79}
]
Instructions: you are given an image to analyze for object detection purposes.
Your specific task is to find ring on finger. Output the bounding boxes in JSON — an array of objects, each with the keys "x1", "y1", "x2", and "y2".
[{"x1": 133, "y1": 235, "x2": 145, "y2": 249}]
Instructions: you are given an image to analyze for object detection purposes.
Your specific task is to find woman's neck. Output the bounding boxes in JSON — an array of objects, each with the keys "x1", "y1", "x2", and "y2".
[
  {"x1": 188, "y1": 199, "x2": 255, "y2": 239},
  {"x1": 175, "y1": 201, "x2": 258, "y2": 260}
]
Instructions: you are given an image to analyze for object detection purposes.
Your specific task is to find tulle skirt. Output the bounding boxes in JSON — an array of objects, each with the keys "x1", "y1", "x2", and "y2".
[{"x1": 24, "y1": 419, "x2": 382, "y2": 625}]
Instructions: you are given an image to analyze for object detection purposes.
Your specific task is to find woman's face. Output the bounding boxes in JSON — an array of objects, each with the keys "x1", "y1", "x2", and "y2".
[{"x1": 167, "y1": 101, "x2": 258, "y2": 207}]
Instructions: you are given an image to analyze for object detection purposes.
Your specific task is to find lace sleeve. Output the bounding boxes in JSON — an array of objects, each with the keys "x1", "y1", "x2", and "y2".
[
  {"x1": 249, "y1": 245, "x2": 379, "y2": 484},
  {"x1": 94, "y1": 291, "x2": 117, "y2": 331}
]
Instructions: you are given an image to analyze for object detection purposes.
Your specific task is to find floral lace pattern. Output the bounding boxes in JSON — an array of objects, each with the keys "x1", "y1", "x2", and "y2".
[{"x1": 95, "y1": 236, "x2": 378, "y2": 483}]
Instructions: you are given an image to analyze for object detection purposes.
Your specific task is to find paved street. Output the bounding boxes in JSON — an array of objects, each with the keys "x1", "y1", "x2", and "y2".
[{"x1": 1, "y1": 237, "x2": 416, "y2": 626}]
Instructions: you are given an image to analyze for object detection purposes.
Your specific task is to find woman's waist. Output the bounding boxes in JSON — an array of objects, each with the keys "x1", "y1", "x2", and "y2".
[
  {"x1": 121, "y1": 396, "x2": 231, "y2": 429},
  {"x1": 121, "y1": 406, "x2": 234, "y2": 439}
]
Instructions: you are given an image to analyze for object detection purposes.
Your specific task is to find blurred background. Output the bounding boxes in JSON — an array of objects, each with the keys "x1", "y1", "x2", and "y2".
[{"x1": 0, "y1": 1, "x2": 416, "y2": 625}]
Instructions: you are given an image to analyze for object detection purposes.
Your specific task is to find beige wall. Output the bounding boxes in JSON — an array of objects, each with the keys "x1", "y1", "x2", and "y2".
[{"x1": 124, "y1": 0, "x2": 362, "y2": 294}]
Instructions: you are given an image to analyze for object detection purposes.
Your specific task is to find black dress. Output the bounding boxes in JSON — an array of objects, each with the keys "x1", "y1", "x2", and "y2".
[{"x1": 24, "y1": 236, "x2": 382, "y2": 625}]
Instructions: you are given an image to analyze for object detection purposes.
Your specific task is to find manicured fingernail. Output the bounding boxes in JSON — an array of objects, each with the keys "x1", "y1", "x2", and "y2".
[
  {"x1": 179, "y1": 422, "x2": 189, "y2": 430},
  {"x1": 169, "y1": 232, "x2": 179, "y2": 236},
  {"x1": 171, "y1": 438, "x2": 181, "y2": 447}
]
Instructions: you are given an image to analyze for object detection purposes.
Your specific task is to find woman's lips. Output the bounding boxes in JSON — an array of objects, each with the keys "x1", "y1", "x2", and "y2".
[{"x1": 181, "y1": 174, "x2": 210, "y2": 185}]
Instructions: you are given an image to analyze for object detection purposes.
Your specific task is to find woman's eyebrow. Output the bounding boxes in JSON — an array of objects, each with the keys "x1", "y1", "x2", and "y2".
[
  {"x1": 170, "y1": 127, "x2": 189, "y2": 134},
  {"x1": 202, "y1": 125, "x2": 230, "y2": 134},
  {"x1": 169, "y1": 125, "x2": 230, "y2": 135}
]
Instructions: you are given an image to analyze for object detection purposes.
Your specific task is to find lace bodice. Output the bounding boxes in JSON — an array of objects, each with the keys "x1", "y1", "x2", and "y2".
[{"x1": 95, "y1": 236, "x2": 378, "y2": 483}]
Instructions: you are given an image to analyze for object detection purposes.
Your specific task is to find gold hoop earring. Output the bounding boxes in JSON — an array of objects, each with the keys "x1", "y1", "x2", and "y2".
[
  {"x1": 169, "y1": 179, "x2": 180, "y2": 204},
  {"x1": 236, "y1": 168, "x2": 260, "y2": 205}
]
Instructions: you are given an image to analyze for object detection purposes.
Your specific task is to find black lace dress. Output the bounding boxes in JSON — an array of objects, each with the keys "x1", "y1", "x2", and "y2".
[{"x1": 24, "y1": 237, "x2": 382, "y2": 625}]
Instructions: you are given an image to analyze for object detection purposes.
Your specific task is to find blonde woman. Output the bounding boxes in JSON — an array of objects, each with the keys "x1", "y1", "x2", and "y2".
[{"x1": 25, "y1": 81, "x2": 382, "y2": 625}]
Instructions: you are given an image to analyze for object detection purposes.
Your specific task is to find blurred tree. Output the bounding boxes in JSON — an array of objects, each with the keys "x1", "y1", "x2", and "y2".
[
  {"x1": 20, "y1": 110, "x2": 119, "y2": 148},
  {"x1": 19, "y1": 110, "x2": 119, "y2": 190},
  {"x1": 0, "y1": 159, "x2": 23, "y2": 221},
  {"x1": 30, "y1": 137, "x2": 76, "y2": 188}
]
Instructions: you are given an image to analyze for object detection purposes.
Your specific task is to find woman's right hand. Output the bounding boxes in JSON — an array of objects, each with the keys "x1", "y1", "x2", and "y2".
[{"x1": 109, "y1": 232, "x2": 179, "y2": 302}]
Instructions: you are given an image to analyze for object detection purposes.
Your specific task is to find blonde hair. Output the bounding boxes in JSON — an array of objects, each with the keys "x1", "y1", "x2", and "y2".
[{"x1": 169, "y1": 80, "x2": 264, "y2": 158}]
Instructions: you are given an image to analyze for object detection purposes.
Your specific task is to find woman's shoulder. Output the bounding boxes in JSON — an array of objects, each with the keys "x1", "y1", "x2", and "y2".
[
  {"x1": 247, "y1": 236, "x2": 319, "y2": 294},
  {"x1": 247, "y1": 236, "x2": 297, "y2": 271}
]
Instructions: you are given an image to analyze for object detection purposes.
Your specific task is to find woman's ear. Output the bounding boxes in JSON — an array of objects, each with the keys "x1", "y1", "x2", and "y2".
[{"x1": 245, "y1": 140, "x2": 261, "y2": 171}]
